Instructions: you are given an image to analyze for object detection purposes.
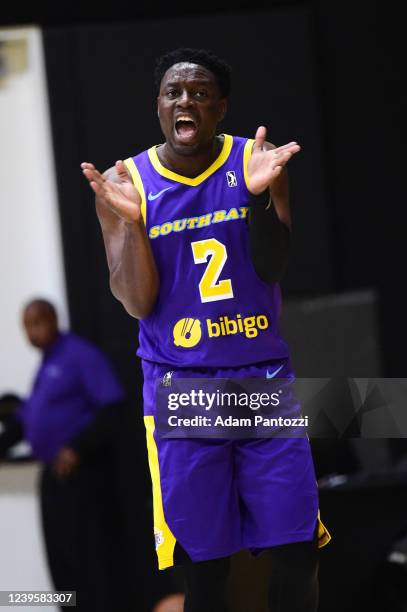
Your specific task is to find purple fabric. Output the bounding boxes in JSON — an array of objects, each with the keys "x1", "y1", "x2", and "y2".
[
  {"x1": 142, "y1": 358, "x2": 319, "y2": 562},
  {"x1": 132, "y1": 135, "x2": 289, "y2": 367},
  {"x1": 17, "y1": 333, "x2": 124, "y2": 462}
]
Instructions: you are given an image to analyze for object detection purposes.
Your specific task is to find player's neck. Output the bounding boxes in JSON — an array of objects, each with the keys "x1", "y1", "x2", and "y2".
[{"x1": 158, "y1": 136, "x2": 223, "y2": 178}]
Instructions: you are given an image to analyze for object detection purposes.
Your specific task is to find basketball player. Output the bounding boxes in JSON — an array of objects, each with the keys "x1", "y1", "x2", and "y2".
[{"x1": 81, "y1": 48, "x2": 330, "y2": 612}]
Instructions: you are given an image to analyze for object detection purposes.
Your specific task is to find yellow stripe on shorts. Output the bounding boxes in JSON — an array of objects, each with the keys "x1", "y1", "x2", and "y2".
[
  {"x1": 317, "y1": 510, "x2": 332, "y2": 548},
  {"x1": 144, "y1": 415, "x2": 177, "y2": 569}
]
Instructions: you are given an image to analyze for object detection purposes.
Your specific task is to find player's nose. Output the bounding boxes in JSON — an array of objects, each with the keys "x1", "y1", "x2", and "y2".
[{"x1": 176, "y1": 90, "x2": 194, "y2": 107}]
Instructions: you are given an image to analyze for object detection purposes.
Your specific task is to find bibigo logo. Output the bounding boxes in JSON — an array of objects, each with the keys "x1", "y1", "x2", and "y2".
[
  {"x1": 172, "y1": 313, "x2": 269, "y2": 348},
  {"x1": 173, "y1": 318, "x2": 202, "y2": 348}
]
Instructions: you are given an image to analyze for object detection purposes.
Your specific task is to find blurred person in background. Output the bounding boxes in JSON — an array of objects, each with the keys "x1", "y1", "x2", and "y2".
[{"x1": 0, "y1": 298, "x2": 125, "y2": 611}]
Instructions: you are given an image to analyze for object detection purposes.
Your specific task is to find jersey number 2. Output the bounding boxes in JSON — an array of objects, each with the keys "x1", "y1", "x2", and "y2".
[{"x1": 191, "y1": 238, "x2": 234, "y2": 303}]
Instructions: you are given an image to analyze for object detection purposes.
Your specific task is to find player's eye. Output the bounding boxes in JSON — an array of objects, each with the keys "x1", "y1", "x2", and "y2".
[
  {"x1": 195, "y1": 90, "x2": 208, "y2": 99},
  {"x1": 166, "y1": 89, "x2": 178, "y2": 99}
]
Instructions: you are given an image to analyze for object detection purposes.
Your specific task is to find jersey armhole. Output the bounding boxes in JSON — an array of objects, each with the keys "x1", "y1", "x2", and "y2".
[
  {"x1": 243, "y1": 138, "x2": 255, "y2": 190},
  {"x1": 124, "y1": 157, "x2": 147, "y2": 225}
]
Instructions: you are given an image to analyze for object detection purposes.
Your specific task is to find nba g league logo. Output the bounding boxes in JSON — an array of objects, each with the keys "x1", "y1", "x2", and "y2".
[{"x1": 226, "y1": 170, "x2": 237, "y2": 187}]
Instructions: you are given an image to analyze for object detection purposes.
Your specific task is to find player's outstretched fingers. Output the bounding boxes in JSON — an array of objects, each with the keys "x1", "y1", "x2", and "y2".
[
  {"x1": 268, "y1": 149, "x2": 289, "y2": 168},
  {"x1": 272, "y1": 142, "x2": 300, "y2": 155},
  {"x1": 281, "y1": 150, "x2": 292, "y2": 161},
  {"x1": 81, "y1": 164, "x2": 106, "y2": 192},
  {"x1": 82, "y1": 164, "x2": 105, "y2": 183},
  {"x1": 254, "y1": 125, "x2": 267, "y2": 151},
  {"x1": 275, "y1": 146, "x2": 300, "y2": 167},
  {"x1": 81, "y1": 162, "x2": 104, "y2": 184},
  {"x1": 115, "y1": 160, "x2": 131, "y2": 182},
  {"x1": 83, "y1": 173, "x2": 103, "y2": 194},
  {"x1": 276, "y1": 151, "x2": 294, "y2": 170}
]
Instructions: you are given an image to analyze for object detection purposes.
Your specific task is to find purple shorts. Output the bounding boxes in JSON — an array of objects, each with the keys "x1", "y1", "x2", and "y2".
[{"x1": 141, "y1": 358, "x2": 330, "y2": 569}]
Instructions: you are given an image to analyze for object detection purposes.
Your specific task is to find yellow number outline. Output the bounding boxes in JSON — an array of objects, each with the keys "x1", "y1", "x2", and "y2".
[{"x1": 191, "y1": 238, "x2": 234, "y2": 303}]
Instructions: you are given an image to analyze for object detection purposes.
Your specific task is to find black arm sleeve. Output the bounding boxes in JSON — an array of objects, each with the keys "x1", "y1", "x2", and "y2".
[
  {"x1": 248, "y1": 203, "x2": 291, "y2": 284},
  {"x1": 68, "y1": 400, "x2": 124, "y2": 460},
  {"x1": 0, "y1": 416, "x2": 24, "y2": 457}
]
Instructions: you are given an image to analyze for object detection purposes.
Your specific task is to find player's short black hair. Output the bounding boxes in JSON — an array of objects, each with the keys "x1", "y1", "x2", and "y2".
[{"x1": 154, "y1": 48, "x2": 232, "y2": 98}]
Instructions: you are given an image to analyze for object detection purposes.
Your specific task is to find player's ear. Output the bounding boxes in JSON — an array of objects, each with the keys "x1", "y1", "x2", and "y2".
[{"x1": 218, "y1": 98, "x2": 227, "y2": 122}]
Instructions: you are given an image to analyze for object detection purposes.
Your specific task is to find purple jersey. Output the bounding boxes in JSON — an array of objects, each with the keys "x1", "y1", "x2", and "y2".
[{"x1": 125, "y1": 134, "x2": 290, "y2": 367}]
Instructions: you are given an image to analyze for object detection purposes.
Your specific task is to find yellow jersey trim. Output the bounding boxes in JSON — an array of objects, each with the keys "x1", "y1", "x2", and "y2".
[
  {"x1": 144, "y1": 415, "x2": 177, "y2": 570},
  {"x1": 124, "y1": 157, "x2": 147, "y2": 224},
  {"x1": 317, "y1": 511, "x2": 332, "y2": 548},
  {"x1": 147, "y1": 134, "x2": 234, "y2": 186},
  {"x1": 243, "y1": 138, "x2": 255, "y2": 189}
]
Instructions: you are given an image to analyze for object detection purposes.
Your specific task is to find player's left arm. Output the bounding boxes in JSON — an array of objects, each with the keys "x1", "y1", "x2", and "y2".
[
  {"x1": 246, "y1": 125, "x2": 301, "y2": 230},
  {"x1": 262, "y1": 142, "x2": 291, "y2": 229},
  {"x1": 246, "y1": 126, "x2": 300, "y2": 282}
]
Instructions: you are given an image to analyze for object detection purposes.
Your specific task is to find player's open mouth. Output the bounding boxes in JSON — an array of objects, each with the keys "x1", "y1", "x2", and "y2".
[{"x1": 175, "y1": 116, "x2": 198, "y2": 142}]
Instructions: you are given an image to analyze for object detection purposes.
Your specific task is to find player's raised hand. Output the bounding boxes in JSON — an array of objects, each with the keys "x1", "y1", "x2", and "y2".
[
  {"x1": 246, "y1": 126, "x2": 301, "y2": 195},
  {"x1": 81, "y1": 160, "x2": 142, "y2": 224}
]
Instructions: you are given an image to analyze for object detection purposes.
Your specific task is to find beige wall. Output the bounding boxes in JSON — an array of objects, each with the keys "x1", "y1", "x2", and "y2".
[
  {"x1": 0, "y1": 463, "x2": 57, "y2": 610},
  {"x1": 0, "y1": 26, "x2": 68, "y2": 396}
]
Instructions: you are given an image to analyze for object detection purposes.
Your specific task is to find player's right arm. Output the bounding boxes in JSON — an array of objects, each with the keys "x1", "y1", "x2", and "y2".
[{"x1": 81, "y1": 160, "x2": 159, "y2": 319}]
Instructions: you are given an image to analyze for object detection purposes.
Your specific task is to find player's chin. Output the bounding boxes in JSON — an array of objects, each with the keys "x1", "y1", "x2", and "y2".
[
  {"x1": 171, "y1": 129, "x2": 202, "y2": 153},
  {"x1": 171, "y1": 139, "x2": 202, "y2": 156}
]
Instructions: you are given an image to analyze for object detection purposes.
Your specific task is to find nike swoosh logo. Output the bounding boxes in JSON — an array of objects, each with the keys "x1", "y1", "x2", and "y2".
[
  {"x1": 266, "y1": 364, "x2": 284, "y2": 379},
  {"x1": 148, "y1": 187, "x2": 173, "y2": 201}
]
